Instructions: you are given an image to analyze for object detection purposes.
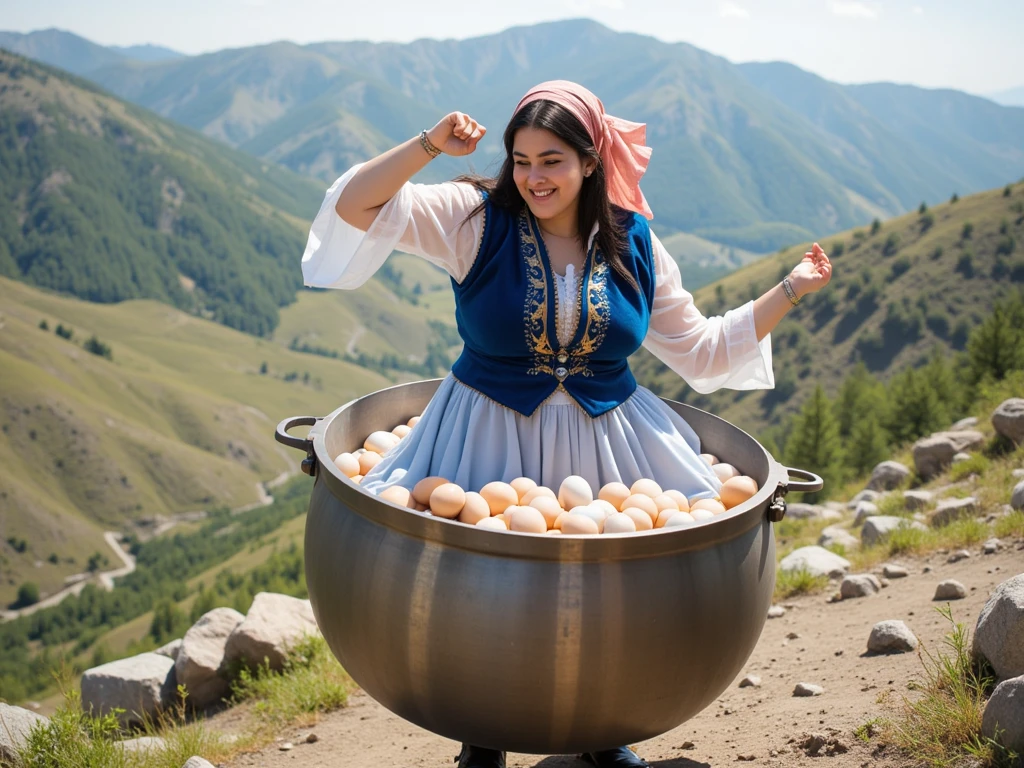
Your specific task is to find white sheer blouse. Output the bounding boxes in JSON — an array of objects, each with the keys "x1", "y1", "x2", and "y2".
[{"x1": 301, "y1": 164, "x2": 774, "y2": 395}]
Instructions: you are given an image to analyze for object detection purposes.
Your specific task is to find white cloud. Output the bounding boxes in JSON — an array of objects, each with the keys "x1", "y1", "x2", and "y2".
[
  {"x1": 720, "y1": 2, "x2": 750, "y2": 19},
  {"x1": 912, "y1": 5, "x2": 924, "y2": 13},
  {"x1": 831, "y1": 2, "x2": 878, "y2": 19}
]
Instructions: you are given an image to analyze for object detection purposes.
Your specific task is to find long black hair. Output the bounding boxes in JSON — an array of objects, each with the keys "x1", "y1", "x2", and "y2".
[{"x1": 457, "y1": 100, "x2": 637, "y2": 292}]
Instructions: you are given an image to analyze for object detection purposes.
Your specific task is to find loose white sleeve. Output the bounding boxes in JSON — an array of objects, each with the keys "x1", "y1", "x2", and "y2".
[
  {"x1": 300, "y1": 163, "x2": 485, "y2": 289},
  {"x1": 641, "y1": 232, "x2": 775, "y2": 394}
]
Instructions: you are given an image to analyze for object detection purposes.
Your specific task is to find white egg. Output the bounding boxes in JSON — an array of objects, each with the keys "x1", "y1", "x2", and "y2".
[
  {"x1": 558, "y1": 476, "x2": 594, "y2": 510},
  {"x1": 476, "y1": 516, "x2": 508, "y2": 531},
  {"x1": 664, "y1": 512, "x2": 696, "y2": 527},
  {"x1": 568, "y1": 505, "x2": 606, "y2": 533},
  {"x1": 690, "y1": 508, "x2": 715, "y2": 521},
  {"x1": 365, "y1": 430, "x2": 399, "y2": 454},
  {"x1": 603, "y1": 513, "x2": 638, "y2": 534},
  {"x1": 589, "y1": 499, "x2": 619, "y2": 518}
]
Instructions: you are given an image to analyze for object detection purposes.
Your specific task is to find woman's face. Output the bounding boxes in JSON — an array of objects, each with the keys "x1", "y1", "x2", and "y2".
[{"x1": 512, "y1": 126, "x2": 596, "y2": 231}]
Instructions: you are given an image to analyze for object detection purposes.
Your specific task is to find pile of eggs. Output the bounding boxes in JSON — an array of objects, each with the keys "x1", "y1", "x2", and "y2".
[{"x1": 331, "y1": 418, "x2": 760, "y2": 535}]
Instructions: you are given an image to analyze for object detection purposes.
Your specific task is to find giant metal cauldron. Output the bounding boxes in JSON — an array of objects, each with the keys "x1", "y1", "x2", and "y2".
[{"x1": 276, "y1": 379, "x2": 821, "y2": 754}]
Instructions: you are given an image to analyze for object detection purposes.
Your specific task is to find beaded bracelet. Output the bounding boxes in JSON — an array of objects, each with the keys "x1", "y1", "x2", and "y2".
[
  {"x1": 419, "y1": 130, "x2": 442, "y2": 159},
  {"x1": 782, "y1": 276, "x2": 801, "y2": 306}
]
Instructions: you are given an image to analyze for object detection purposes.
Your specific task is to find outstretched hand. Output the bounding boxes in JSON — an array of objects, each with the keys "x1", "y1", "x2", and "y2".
[
  {"x1": 426, "y1": 112, "x2": 486, "y2": 157},
  {"x1": 789, "y1": 243, "x2": 832, "y2": 298}
]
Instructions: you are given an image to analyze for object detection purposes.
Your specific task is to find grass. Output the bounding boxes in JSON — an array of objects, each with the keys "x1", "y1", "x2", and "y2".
[
  {"x1": 949, "y1": 454, "x2": 992, "y2": 482},
  {"x1": 994, "y1": 510, "x2": 1024, "y2": 539},
  {"x1": 881, "y1": 605, "x2": 1019, "y2": 768},
  {"x1": 774, "y1": 566, "x2": 830, "y2": 601}
]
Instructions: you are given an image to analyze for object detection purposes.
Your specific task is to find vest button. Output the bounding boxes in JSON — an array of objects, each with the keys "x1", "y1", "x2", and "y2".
[
  {"x1": 557, "y1": 353, "x2": 568, "y2": 364},
  {"x1": 555, "y1": 367, "x2": 568, "y2": 380}
]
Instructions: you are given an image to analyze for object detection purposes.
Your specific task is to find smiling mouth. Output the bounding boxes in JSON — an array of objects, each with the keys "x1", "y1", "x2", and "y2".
[{"x1": 530, "y1": 189, "x2": 555, "y2": 200}]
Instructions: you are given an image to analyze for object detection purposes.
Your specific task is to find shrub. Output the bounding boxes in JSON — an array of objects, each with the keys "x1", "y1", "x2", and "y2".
[
  {"x1": 774, "y1": 567, "x2": 830, "y2": 600},
  {"x1": 950, "y1": 192, "x2": 959, "y2": 203},
  {"x1": 920, "y1": 211, "x2": 936, "y2": 232},
  {"x1": 54, "y1": 324, "x2": 73, "y2": 340},
  {"x1": 919, "y1": 202, "x2": 928, "y2": 214},
  {"x1": 871, "y1": 218, "x2": 882, "y2": 235},
  {"x1": 883, "y1": 233, "x2": 901, "y2": 256},
  {"x1": 38, "y1": 319, "x2": 48, "y2": 330},
  {"x1": 995, "y1": 236, "x2": 1016, "y2": 256},
  {"x1": 16, "y1": 582, "x2": 40, "y2": 608},
  {"x1": 1005, "y1": 184, "x2": 1013, "y2": 197},
  {"x1": 926, "y1": 310, "x2": 950, "y2": 338},
  {"x1": 931, "y1": 246, "x2": 944, "y2": 261},
  {"x1": 83, "y1": 335, "x2": 112, "y2": 360},
  {"x1": 956, "y1": 252, "x2": 975, "y2": 278},
  {"x1": 890, "y1": 256, "x2": 912, "y2": 278},
  {"x1": 961, "y1": 222, "x2": 974, "y2": 240},
  {"x1": 831, "y1": 241, "x2": 845, "y2": 257}
]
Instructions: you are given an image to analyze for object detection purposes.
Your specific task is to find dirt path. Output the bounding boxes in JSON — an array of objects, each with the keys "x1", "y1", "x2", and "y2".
[{"x1": 222, "y1": 544, "x2": 1023, "y2": 768}]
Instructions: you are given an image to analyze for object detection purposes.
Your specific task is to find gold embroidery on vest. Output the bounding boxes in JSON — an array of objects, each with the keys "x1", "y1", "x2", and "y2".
[{"x1": 520, "y1": 211, "x2": 555, "y2": 376}]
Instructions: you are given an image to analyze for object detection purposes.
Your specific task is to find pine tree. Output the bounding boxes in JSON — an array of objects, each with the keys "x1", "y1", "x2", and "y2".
[
  {"x1": 847, "y1": 412, "x2": 889, "y2": 476},
  {"x1": 966, "y1": 293, "x2": 1024, "y2": 387},
  {"x1": 784, "y1": 385, "x2": 844, "y2": 502},
  {"x1": 884, "y1": 368, "x2": 948, "y2": 445},
  {"x1": 833, "y1": 362, "x2": 886, "y2": 439}
]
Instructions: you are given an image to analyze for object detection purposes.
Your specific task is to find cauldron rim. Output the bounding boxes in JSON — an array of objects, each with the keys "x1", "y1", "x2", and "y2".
[{"x1": 305, "y1": 378, "x2": 793, "y2": 562}]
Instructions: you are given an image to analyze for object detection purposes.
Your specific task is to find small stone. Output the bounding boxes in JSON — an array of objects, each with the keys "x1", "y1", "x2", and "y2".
[
  {"x1": 947, "y1": 550, "x2": 971, "y2": 563},
  {"x1": 739, "y1": 674, "x2": 761, "y2": 688},
  {"x1": 306, "y1": 733, "x2": 319, "y2": 743},
  {"x1": 280, "y1": 742, "x2": 294, "y2": 751},
  {"x1": 767, "y1": 605, "x2": 786, "y2": 618},
  {"x1": 1012, "y1": 469, "x2": 1024, "y2": 480},
  {"x1": 1012, "y1": 480, "x2": 1024, "y2": 511},
  {"x1": 952, "y1": 452, "x2": 971, "y2": 464},
  {"x1": 868, "y1": 620, "x2": 918, "y2": 654},
  {"x1": 934, "y1": 580, "x2": 967, "y2": 600},
  {"x1": 923, "y1": 565, "x2": 933, "y2": 573},
  {"x1": 793, "y1": 682, "x2": 824, "y2": 697},
  {"x1": 903, "y1": 490, "x2": 934, "y2": 511},
  {"x1": 737, "y1": 754, "x2": 757, "y2": 761},
  {"x1": 932, "y1": 497, "x2": 979, "y2": 527},
  {"x1": 680, "y1": 741, "x2": 695, "y2": 750},
  {"x1": 182, "y1": 758, "x2": 216, "y2": 768},
  {"x1": 841, "y1": 574, "x2": 882, "y2": 599},
  {"x1": 800, "y1": 733, "x2": 827, "y2": 756},
  {"x1": 882, "y1": 564, "x2": 909, "y2": 578},
  {"x1": 983, "y1": 538, "x2": 1002, "y2": 555},
  {"x1": 867, "y1": 461, "x2": 910, "y2": 491}
]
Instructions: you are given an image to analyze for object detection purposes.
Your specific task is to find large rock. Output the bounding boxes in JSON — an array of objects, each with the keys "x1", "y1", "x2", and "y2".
[
  {"x1": 786, "y1": 503, "x2": 839, "y2": 520},
  {"x1": 992, "y1": 398, "x2": 1024, "y2": 445},
  {"x1": 841, "y1": 574, "x2": 882, "y2": 599},
  {"x1": 818, "y1": 526, "x2": 860, "y2": 552},
  {"x1": 867, "y1": 620, "x2": 918, "y2": 654},
  {"x1": 778, "y1": 546, "x2": 851, "y2": 579},
  {"x1": 848, "y1": 489, "x2": 882, "y2": 508},
  {"x1": 81, "y1": 652, "x2": 176, "y2": 727},
  {"x1": 0, "y1": 703, "x2": 48, "y2": 763},
  {"x1": 913, "y1": 435, "x2": 958, "y2": 480},
  {"x1": 973, "y1": 574, "x2": 1024, "y2": 680},
  {"x1": 225, "y1": 592, "x2": 320, "y2": 671},
  {"x1": 861, "y1": 516, "x2": 928, "y2": 548},
  {"x1": 902, "y1": 490, "x2": 934, "y2": 511},
  {"x1": 938, "y1": 429, "x2": 986, "y2": 452},
  {"x1": 982, "y1": 675, "x2": 1024, "y2": 754},
  {"x1": 951, "y1": 416, "x2": 978, "y2": 430},
  {"x1": 1012, "y1": 480, "x2": 1024, "y2": 511},
  {"x1": 153, "y1": 638, "x2": 182, "y2": 661},
  {"x1": 854, "y1": 501, "x2": 880, "y2": 525},
  {"x1": 176, "y1": 607, "x2": 245, "y2": 709},
  {"x1": 931, "y1": 497, "x2": 979, "y2": 528},
  {"x1": 934, "y1": 580, "x2": 967, "y2": 600},
  {"x1": 867, "y1": 461, "x2": 910, "y2": 491}
]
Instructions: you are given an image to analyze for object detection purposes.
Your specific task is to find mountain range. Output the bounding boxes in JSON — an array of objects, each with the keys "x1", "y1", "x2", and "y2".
[{"x1": 3, "y1": 22, "x2": 1024, "y2": 255}]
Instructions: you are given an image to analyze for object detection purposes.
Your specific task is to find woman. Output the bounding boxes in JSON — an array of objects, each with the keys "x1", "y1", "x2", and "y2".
[{"x1": 301, "y1": 80, "x2": 832, "y2": 768}]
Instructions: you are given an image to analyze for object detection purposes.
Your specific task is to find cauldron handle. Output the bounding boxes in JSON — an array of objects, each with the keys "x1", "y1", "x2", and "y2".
[
  {"x1": 767, "y1": 466, "x2": 824, "y2": 522},
  {"x1": 275, "y1": 416, "x2": 321, "y2": 476}
]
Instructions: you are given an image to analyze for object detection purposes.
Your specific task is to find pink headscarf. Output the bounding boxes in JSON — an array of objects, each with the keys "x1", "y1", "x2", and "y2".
[{"x1": 514, "y1": 80, "x2": 654, "y2": 220}]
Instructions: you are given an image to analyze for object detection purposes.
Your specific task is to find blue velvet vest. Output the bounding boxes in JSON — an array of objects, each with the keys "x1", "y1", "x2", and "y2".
[{"x1": 450, "y1": 199, "x2": 657, "y2": 418}]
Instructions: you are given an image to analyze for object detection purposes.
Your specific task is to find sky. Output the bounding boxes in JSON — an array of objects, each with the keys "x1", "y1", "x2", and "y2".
[{"x1": 5, "y1": 0, "x2": 1023, "y2": 95}]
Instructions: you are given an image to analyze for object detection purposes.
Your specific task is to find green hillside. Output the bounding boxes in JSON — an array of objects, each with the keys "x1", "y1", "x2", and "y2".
[
  {"x1": 632, "y1": 182, "x2": 1024, "y2": 436},
  {"x1": 0, "y1": 275, "x2": 394, "y2": 609}
]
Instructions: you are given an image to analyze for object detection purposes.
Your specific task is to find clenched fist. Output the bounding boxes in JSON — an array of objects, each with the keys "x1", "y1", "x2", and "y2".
[{"x1": 426, "y1": 112, "x2": 486, "y2": 157}]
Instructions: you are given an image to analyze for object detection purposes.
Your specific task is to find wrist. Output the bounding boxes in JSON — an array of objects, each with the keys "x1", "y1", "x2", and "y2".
[{"x1": 781, "y1": 275, "x2": 802, "y2": 306}]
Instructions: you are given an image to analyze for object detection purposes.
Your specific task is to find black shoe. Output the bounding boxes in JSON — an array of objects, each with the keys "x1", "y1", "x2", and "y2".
[
  {"x1": 580, "y1": 746, "x2": 650, "y2": 768},
  {"x1": 454, "y1": 743, "x2": 506, "y2": 768}
]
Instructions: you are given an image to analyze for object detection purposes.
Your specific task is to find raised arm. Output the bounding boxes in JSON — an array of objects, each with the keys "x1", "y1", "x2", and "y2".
[{"x1": 336, "y1": 112, "x2": 486, "y2": 230}]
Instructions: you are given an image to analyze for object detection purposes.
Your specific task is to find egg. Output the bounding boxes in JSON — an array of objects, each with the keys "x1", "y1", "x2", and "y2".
[
  {"x1": 333, "y1": 452, "x2": 361, "y2": 478},
  {"x1": 352, "y1": 474, "x2": 364, "y2": 484},
  {"x1": 712, "y1": 463, "x2": 740, "y2": 482},
  {"x1": 663, "y1": 490, "x2": 690, "y2": 512},
  {"x1": 530, "y1": 496, "x2": 563, "y2": 529},
  {"x1": 553, "y1": 511, "x2": 568, "y2": 530},
  {"x1": 508, "y1": 506, "x2": 548, "y2": 534},
  {"x1": 560, "y1": 513, "x2": 600, "y2": 535},
  {"x1": 603, "y1": 513, "x2": 637, "y2": 534},
  {"x1": 598, "y1": 482, "x2": 631, "y2": 510},
  {"x1": 391, "y1": 424, "x2": 412, "y2": 439},
  {"x1": 510, "y1": 477, "x2": 538, "y2": 501},
  {"x1": 479, "y1": 481, "x2": 519, "y2": 515},
  {"x1": 429, "y1": 483, "x2": 466, "y2": 519},
  {"x1": 365, "y1": 430, "x2": 400, "y2": 454},
  {"x1": 459, "y1": 491, "x2": 491, "y2": 525},
  {"x1": 476, "y1": 516, "x2": 508, "y2": 531},
  {"x1": 589, "y1": 499, "x2": 619, "y2": 518},
  {"x1": 412, "y1": 476, "x2": 450, "y2": 506},
  {"x1": 690, "y1": 498, "x2": 727, "y2": 516},
  {"x1": 521, "y1": 486, "x2": 557, "y2": 505},
  {"x1": 664, "y1": 511, "x2": 696, "y2": 527},
  {"x1": 568, "y1": 505, "x2": 606, "y2": 533},
  {"x1": 652, "y1": 494, "x2": 679, "y2": 513},
  {"x1": 622, "y1": 507, "x2": 654, "y2": 531},
  {"x1": 720, "y1": 476, "x2": 759, "y2": 509},
  {"x1": 690, "y1": 508, "x2": 716, "y2": 522},
  {"x1": 699, "y1": 453, "x2": 719, "y2": 467},
  {"x1": 412, "y1": 501, "x2": 429, "y2": 512},
  {"x1": 630, "y1": 478, "x2": 663, "y2": 498},
  {"x1": 558, "y1": 476, "x2": 594, "y2": 509},
  {"x1": 621, "y1": 494, "x2": 658, "y2": 523},
  {"x1": 379, "y1": 485, "x2": 414, "y2": 508},
  {"x1": 546, "y1": 529, "x2": 563, "y2": 536},
  {"x1": 407, "y1": 415, "x2": 421, "y2": 428},
  {"x1": 654, "y1": 509, "x2": 676, "y2": 528},
  {"x1": 358, "y1": 450, "x2": 382, "y2": 475}
]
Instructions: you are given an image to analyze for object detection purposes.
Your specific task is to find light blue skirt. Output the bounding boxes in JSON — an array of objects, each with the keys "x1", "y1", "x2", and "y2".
[{"x1": 361, "y1": 375, "x2": 722, "y2": 501}]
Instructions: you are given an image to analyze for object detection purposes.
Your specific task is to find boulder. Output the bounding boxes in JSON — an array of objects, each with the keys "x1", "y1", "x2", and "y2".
[
  {"x1": 981, "y1": 675, "x2": 1024, "y2": 754},
  {"x1": 902, "y1": 490, "x2": 934, "y2": 511},
  {"x1": 951, "y1": 416, "x2": 978, "y2": 430},
  {"x1": 81, "y1": 652, "x2": 176, "y2": 727},
  {"x1": 867, "y1": 461, "x2": 910, "y2": 491},
  {"x1": 882, "y1": 564, "x2": 909, "y2": 579},
  {"x1": 992, "y1": 398, "x2": 1024, "y2": 445},
  {"x1": 176, "y1": 607, "x2": 245, "y2": 709},
  {"x1": 913, "y1": 435, "x2": 958, "y2": 481},
  {"x1": 934, "y1": 580, "x2": 967, "y2": 600},
  {"x1": 1012, "y1": 480, "x2": 1024, "y2": 512},
  {"x1": 0, "y1": 703, "x2": 48, "y2": 764},
  {"x1": 931, "y1": 497, "x2": 979, "y2": 528},
  {"x1": 779, "y1": 546, "x2": 851, "y2": 579},
  {"x1": 854, "y1": 501, "x2": 880, "y2": 525},
  {"x1": 841, "y1": 574, "x2": 882, "y2": 599},
  {"x1": 861, "y1": 516, "x2": 927, "y2": 548},
  {"x1": 818, "y1": 526, "x2": 860, "y2": 552},
  {"x1": 947, "y1": 549, "x2": 971, "y2": 563},
  {"x1": 225, "y1": 592, "x2": 320, "y2": 671},
  {"x1": 848, "y1": 489, "x2": 882, "y2": 508},
  {"x1": 867, "y1": 620, "x2": 918, "y2": 654},
  {"x1": 983, "y1": 538, "x2": 1003, "y2": 555},
  {"x1": 786, "y1": 503, "x2": 831, "y2": 520},
  {"x1": 973, "y1": 574, "x2": 1024, "y2": 680},
  {"x1": 153, "y1": 638, "x2": 182, "y2": 661}
]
